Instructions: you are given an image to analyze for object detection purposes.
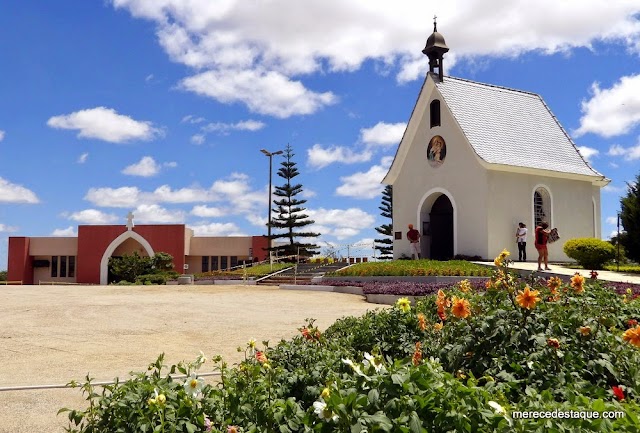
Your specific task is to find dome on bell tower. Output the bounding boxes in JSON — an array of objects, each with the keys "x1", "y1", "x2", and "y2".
[{"x1": 422, "y1": 17, "x2": 449, "y2": 81}]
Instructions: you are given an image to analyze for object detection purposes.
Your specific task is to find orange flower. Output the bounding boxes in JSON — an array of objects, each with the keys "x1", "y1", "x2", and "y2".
[
  {"x1": 570, "y1": 273, "x2": 585, "y2": 294},
  {"x1": 579, "y1": 326, "x2": 591, "y2": 336},
  {"x1": 412, "y1": 342, "x2": 422, "y2": 366},
  {"x1": 547, "y1": 338, "x2": 560, "y2": 349},
  {"x1": 547, "y1": 276, "x2": 562, "y2": 291},
  {"x1": 516, "y1": 286, "x2": 541, "y2": 310},
  {"x1": 451, "y1": 296, "x2": 471, "y2": 319},
  {"x1": 436, "y1": 290, "x2": 450, "y2": 309},
  {"x1": 623, "y1": 326, "x2": 640, "y2": 348},
  {"x1": 417, "y1": 313, "x2": 427, "y2": 331},
  {"x1": 256, "y1": 351, "x2": 268, "y2": 363}
]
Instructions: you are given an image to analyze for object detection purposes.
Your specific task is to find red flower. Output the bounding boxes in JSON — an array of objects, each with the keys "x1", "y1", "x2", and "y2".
[
  {"x1": 590, "y1": 270, "x2": 598, "y2": 279},
  {"x1": 437, "y1": 310, "x2": 446, "y2": 321},
  {"x1": 612, "y1": 386, "x2": 625, "y2": 401},
  {"x1": 627, "y1": 319, "x2": 638, "y2": 329}
]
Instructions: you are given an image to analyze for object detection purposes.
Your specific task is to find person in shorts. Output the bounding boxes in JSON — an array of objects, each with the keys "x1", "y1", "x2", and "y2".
[{"x1": 534, "y1": 221, "x2": 551, "y2": 271}]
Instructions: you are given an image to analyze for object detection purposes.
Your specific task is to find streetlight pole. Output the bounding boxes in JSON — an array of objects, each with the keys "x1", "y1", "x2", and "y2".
[
  {"x1": 261, "y1": 148, "x2": 283, "y2": 270},
  {"x1": 617, "y1": 212, "x2": 621, "y2": 272}
]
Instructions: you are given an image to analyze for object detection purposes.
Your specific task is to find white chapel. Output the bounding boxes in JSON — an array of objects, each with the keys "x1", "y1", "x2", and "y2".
[{"x1": 382, "y1": 22, "x2": 609, "y2": 262}]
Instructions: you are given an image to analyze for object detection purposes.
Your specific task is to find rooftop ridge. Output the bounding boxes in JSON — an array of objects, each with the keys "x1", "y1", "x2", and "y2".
[{"x1": 438, "y1": 74, "x2": 540, "y2": 98}]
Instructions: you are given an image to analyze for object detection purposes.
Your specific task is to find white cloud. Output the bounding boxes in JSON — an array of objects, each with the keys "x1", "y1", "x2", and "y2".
[
  {"x1": 577, "y1": 146, "x2": 599, "y2": 162},
  {"x1": 134, "y1": 204, "x2": 185, "y2": 223},
  {"x1": 77, "y1": 152, "x2": 89, "y2": 164},
  {"x1": 0, "y1": 130, "x2": 5, "y2": 141},
  {"x1": 182, "y1": 115, "x2": 205, "y2": 124},
  {"x1": 191, "y1": 134, "x2": 206, "y2": 145},
  {"x1": 190, "y1": 222, "x2": 245, "y2": 236},
  {"x1": 145, "y1": 74, "x2": 154, "y2": 82},
  {"x1": 575, "y1": 74, "x2": 640, "y2": 138},
  {"x1": 0, "y1": 177, "x2": 39, "y2": 204},
  {"x1": 85, "y1": 186, "x2": 141, "y2": 207},
  {"x1": 52, "y1": 226, "x2": 77, "y2": 237},
  {"x1": 191, "y1": 205, "x2": 226, "y2": 218},
  {"x1": 607, "y1": 142, "x2": 640, "y2": 161},
  {"x1": 66, "y1": 209, "x2": 119, "y2": 224},
  {"x1": 0, "y1": 223, "x2": 17, "y2": 232},
  {"x1": 122, "y1": 156, "x2": 161, "y2": 177},
  {"x1": 47, "y1": 107, "x2": 163, "y2": 143},
  {"x1": 181, "y1": 70, "x2": 337, "y2": 118},
  {"x1": 606, "y1": 216, "x2": 619, "y2": 225},
  {"x1": 307, "y1": 208, "x2": 376, "y2": 240},
  {"x1": 202, "y1": 120, "x2": 266, "y2": 133},
  {"x1": 360, "y1": 122, "x2": 406, "y2": 147},
  {"x1": 307, "y1": 144, "x2": 372, "y2": 169},
  {"x1": 335, "y1": 157, "x2": 393, "y2": 199},
  {"x1": 603, "y1": 184, "x2": 625, "y2": 193},
  {"x1": 163, "y1": 161, "x2": 178, "y2": 168},
  {"x1": 112, "y1": 0, "x2": 640, "y2": 115}
]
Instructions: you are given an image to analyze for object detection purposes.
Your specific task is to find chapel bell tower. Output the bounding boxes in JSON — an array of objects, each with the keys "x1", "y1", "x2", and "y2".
[{"x1": 422, "y1": 17, "x2": 449, "y2": 81}]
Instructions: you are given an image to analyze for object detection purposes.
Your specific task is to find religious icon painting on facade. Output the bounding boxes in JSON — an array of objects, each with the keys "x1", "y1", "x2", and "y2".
[{"x1": 427, "y1": 135, "x2": 446, "y2": 166}]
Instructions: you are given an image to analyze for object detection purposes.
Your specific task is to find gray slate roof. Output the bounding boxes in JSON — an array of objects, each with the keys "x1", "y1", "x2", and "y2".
[{"x1": 435, "y1": 76, "x2": 604, "y2": 178}]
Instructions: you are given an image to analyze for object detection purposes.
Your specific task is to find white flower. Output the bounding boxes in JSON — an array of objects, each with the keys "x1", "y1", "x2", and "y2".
[
  {"x1": 313, "y1": 401, "x2": 339, "y2": 422},
  {"x1": 183, "y1": 373, "x2": 205, "y2": 397},
  {"x1": 342, "y1": 358, "x2": 366, "y2": 377},
  {"x1": 363, "y1": 352, "x2": 384, "y2": 373},
  {"x1": 488, "y1": 401, "x2": 512, "y2": 426}
]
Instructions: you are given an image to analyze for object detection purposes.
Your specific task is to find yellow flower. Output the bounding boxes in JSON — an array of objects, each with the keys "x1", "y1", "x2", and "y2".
[
  {"x1": 157, "y1": 394, "x2": 166, "y2": 405},
  {"x1": 579, "y1": 326, "x2": 591, "y2": 336},
  {"x1": 396, "y1": 297, "x2": 411, "y2": 313},
  {"x1": 321, "y1": 387, "x2": 331, "y2": 399},
  {"x1": 516, "y1": 286, "x2": 541, "y2": 310},
  {"x1": 451, "y1": 296, "x2": 471, "y2": 319},
  {"x1": 494, "y1": 257, "x2": 502, "y2": 266},
  {"x1": 570, "y1": 273, "x2": 585, "y2": 294},
  {"x1": 434, "y1": 322, "x2": 444, "y2": 332},
  {"x1": 499, "y1": 249, "x2": 510, "y2": 260},
  {"x1": 623, "y1": 326, "x2": 640, "y2": 348},
  {"x1": 458, "y1": 279, "x2": 472, "y2": 293}
]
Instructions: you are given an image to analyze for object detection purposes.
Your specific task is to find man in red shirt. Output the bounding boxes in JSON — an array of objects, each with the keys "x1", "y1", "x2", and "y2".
[{"x1": 407, "y1": 224, "x2": 421, "y2": 259}]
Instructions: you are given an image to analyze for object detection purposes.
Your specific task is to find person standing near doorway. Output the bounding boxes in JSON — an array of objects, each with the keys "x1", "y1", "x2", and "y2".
[
  {"x1": 534, "y1": 221, "x2": 551, "y2": 271},
  {"x1": 407, "y1": 224, "x2": 421, "y2": 259},
  {"x1": 515, "y1": 222, "x2": 528, "y2": 262}
]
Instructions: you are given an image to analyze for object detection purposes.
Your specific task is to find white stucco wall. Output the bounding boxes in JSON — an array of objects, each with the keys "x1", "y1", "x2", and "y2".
[
  {"x1": 486, "y1": 170, "x2": 600, "y2": 261},
  {"x1": 391, "y1": 77, "x2": 490, "y2": 259}
]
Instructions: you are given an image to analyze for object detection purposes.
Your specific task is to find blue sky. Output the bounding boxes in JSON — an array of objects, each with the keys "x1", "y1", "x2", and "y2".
[{"x1": 1, "y1": 1, "x2": 640, "y2": 269}]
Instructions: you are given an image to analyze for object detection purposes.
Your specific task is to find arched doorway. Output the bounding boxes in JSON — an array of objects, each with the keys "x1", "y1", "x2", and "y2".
[
  {"x1": 99, "y1": 231, "x2": 155, "y2": 285},
  {"x1": 429, "y1": 195, "x2": 454, "y2": 260}
]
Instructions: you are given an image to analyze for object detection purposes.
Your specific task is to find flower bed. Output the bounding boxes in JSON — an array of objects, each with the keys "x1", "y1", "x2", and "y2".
[
  {"x1": 327, "y1": 259, "x2": 492, "y2": 277},
  {"x1": 61, "y1": 251, "x2": 640, "y2": 432}
]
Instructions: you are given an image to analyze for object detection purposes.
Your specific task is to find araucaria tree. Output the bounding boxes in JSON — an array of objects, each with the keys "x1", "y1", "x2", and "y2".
[
  {"x1": 270, "y1": 144, "x2": 320, "y2": 257},
  {"x1": 620, "y1": 172, "x2": 640, "y2": 263},
  {"x1": 374, "y1": 185, "x2": 393, "y2": 260}
]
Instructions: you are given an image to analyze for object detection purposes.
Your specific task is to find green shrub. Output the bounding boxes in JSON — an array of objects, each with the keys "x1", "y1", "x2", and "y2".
[
  {"x1": 564, "y1": 238, "x2": 616, "y2": 270},
  {"x1": 136, "y1": 274, "x2": 168, "y2": 285}
]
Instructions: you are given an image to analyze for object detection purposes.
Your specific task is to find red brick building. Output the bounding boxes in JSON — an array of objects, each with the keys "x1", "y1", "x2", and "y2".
[{"x1": 7, "y1": 223, "x2": 268, "y2": 285}]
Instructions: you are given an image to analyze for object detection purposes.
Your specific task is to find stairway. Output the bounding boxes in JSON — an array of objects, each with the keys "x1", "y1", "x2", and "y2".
[{"x1": 256, "y1": 262, "x2": 348, "y2": 286}]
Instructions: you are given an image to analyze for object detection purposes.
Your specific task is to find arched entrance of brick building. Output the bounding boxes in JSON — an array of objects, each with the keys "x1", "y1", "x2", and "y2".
[
  {"x1": 418, "y1": 188, "x2": 456, "y2": 260},
  {"x1": 99, "y1": 231, "x2": 154, "y2": 285}
]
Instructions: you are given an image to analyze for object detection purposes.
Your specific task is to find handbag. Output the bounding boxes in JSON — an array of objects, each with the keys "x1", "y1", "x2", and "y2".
[{"x1": 548, "y1": 228, "x2": 560, "y2": 244}]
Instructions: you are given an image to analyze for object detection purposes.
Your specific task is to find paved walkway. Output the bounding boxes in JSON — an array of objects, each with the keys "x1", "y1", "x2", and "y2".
[{"x1": 474, "y1": 260, "x2": 640, "y2": 284}]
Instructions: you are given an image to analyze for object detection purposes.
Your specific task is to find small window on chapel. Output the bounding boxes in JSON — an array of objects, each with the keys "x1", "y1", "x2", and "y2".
[{"x1": 430, "y1": 100, "x2": 441, "y2": 128}]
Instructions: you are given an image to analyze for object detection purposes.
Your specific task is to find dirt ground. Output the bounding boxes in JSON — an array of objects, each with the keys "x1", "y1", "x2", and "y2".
[{"x1": 0, "y1": 284, "x2": 381, "y2": 433}]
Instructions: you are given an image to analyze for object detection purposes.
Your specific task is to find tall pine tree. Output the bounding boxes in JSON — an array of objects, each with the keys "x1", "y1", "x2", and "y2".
[
  {"x1": 270, "y1": 144, "x2": 320, "y2": 257},
  {"x1": 620, "y1": 172, "x2": 640, "y2": 262},
  {"x1": 374, "y1": 185, "x2": 393, "y2": 260}
]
